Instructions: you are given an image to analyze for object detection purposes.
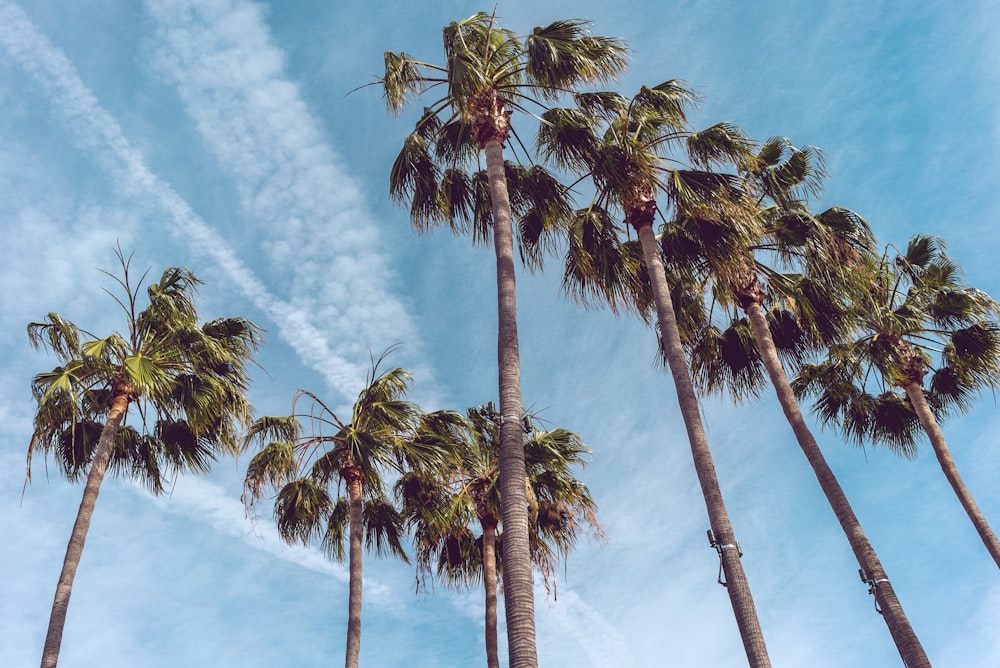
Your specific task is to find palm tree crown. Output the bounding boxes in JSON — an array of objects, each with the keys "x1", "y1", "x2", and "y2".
[
  {"x1": 243, "y1": 354, "x2": 450, "y2": 668},
  {"x1": 535, "y1": 83, "x2": 774, "y2": 666},
  {"x1": 378, "y1": 14, "x2": 626, "y2": 668},
  {"x1": 397, "y1": 405, "x2": 600, "y2": 668},
  {"x1": 28, "y1": 247, "x2": 261, "y2": 668},
  {"x1": 794, "y1": 235, "x2": 1000, "y2": 567},
  {"x1": 660, "y1": 139, "x2": 932, "y2": 666}
]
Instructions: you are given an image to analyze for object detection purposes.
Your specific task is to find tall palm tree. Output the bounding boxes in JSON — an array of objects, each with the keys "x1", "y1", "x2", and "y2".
[
  {"x1": 397, "y1": 405, "x2": 599, "y2": 668},
  {"x1": 794, "y1": 234, "x2": 1000, "y2": 568},
  {"x1": 243, "y1": 354, "x2": 449, "y2": 668},
  {"x1": 669, "y1": 140, "x2": 931, "y2": 667},
  {"x1": 27, "y1": 248, "x2": 261, "y2": 668},
  {"x1": 537, "y1": 84, "x2": 772, "y2": 666},
  {"x1": 378, "y1": 13, "x2": 626, "y2": 666}
]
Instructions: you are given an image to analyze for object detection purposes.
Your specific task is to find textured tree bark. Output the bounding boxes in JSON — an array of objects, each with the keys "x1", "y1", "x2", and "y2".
[
  {"x1": 904, "y1": 381, "x2": 1000, "y2": 568},
  {"x1": 744, "y1": 301, "x2": 930, "y2": 668},
  {"x1": 41, "y1": 388, "x2": 130, "y2": 668},
  {"x1": 636, "y1": 223, "x2": 771, "y2": 667},
  {"x1": 481, "y1": 520, "x2": 500, "y2": 668},
  {"x1": 483, "y1": 135, "x2": 538, "y2": 668},
  {"x1": 345, "y1": 474, "x2": 364, "y2": 668}
]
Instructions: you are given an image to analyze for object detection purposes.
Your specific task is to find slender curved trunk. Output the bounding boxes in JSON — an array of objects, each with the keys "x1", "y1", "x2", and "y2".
[
  {"x1": 481, "y1": 519, "x2": 500, "y2": 668},
  {"x1": 483, "y1": 136, "x2": 537, "y2": 668},
  {"x1": 743, "y1": 301, "x2": 930, "y2": 667},
  {"x1": 636, "y1": 223, "x2": 771, "y2": 666},
  {"x1": 345, "y1": 475, "x2": 364, "y2": 668},
  {"x1": 903, "y1": 381, "x2": 1000, "y2": 568},
  {"x1": 41, "y1": 388, "x2": 130, "y2": 668}
]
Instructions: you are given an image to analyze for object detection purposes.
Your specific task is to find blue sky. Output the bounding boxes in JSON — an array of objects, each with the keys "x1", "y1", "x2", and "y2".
[{"x1": 1, "y1": 1, "x2": 998, "y2": 666}]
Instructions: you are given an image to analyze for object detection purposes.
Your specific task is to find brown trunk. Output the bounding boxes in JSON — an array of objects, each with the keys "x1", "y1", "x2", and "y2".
[
  {"x1": 635, "y1": 222, "x2": 771, "y2": 667},
  {"x1": 903, "y1": 381, "x2": 1000, "y2": 568},
  {"x1": 481, "y1": 518, "x2": 500, "y2": 668},
  {"x1": 345, "y1": 472, "x2": 364, "y2": 668},
  {"x1": 483, "y1": 135, "x2": 537, "y2": 668},
  {"x1": 743, "y1": 300, "x2": 930, "y2": 667},
  {"x1": 41, "y1": 387, "x2": 131, "y2": 668}
]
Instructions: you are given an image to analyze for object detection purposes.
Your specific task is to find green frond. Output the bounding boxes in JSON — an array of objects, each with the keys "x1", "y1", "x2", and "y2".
[
  {"x1": 153, "y1": 419, "x2": 217, "y2": 476},
  {"x1": 438, "y1": 167, "x2": 476, "y2": 233},
  {"x1": 813, "y1": 207, "x2": 876, "y2": 255},
  {"x1": 900, "y1": 234, "x2": 944, "y2": 271},
  {"x1": 536, "y1": 107, "x2": 599, "y2": 172},
  {"x1": 320, "y1": 498, "x2": 351, "y2": 562},
  {"x1": 244, "y1": 440, "x2": 298, "y2": 501},
  {"x1": 561, "y1": 207, "x2": 648, "y2": 316},
  {"x1": 27, "y1": 250, "x2": 261, "y2": 499},
  {"x1": 48, "y1": 420, "x2": 104, "y2": 483},
  {"x1": 928, "y1": 364, "x2": 979, "y2": 415},
  {"x1": 748, "y1": 139, "x2": 826, "y2": 206},
  {"x1": 435, "y1": 118, "x2": 480, "y2": 165},
  {"x1": 363, "y1": 496, "x2": 409, "y2": 562},
  {"x1": 79, "y1": 334, "x2": 127, "y2": 367},
  {"x1": 199, "y1": 317, "x2": 264, "y2": 371},
  {"x1": 442, "y1": 13, "x2": 517, "y2": 113},
  {"x1": 381, "y1": 51, "x2": 430, "y2": 114},
  {"x1": 123, "y1": 353, "x2": 173, "y2": 397},
  {"x1": 137, "y1": 268, "x2": 201, "y2": 346},
  {"x1": 631, "y1": 80, "x2": 696, "y2": 129},
  {"x1": 573, "y1": 90, "x2": 628, "y2": 120},
  {"x1": 274, "y1": 477, "x2": 333, "y2": 545},
  {"x1": 27, "y1": 313, "x2": 83, "y2": 361},
  {"x1": 755, "y1": 136, "x2": 790, "y2": 168},
  {"x1": 866, "y1": 392, "x2": 921, "y2": 458},
  {"x1": 662, "y1": 169, "x2": 746, "y2": 219},
  {"x1": 686, "y1": 122, "x2": 756, "y2": 170},
  {"x1": 927, "y1": 290, "x2": 987, "y2": 329},
  {"x1": 949, "y1": 324, "x2": 1000, "y2": 378},
  {"x1": 104, "y1": 427, "x2": 164, "y2": 494},
  {"x1": 525, "y1": 20, "x2": 627, "y2": 97},
  {"x1": 31, "y1": 363, "x2": 86, "y2": 406},
  {"x1": 390, "y1": 131, "x2": 443, "y2": 229},
  {"x1": 510, "y1": 164, "x2": 574, "y2": 269},
  {"x1": 687, "y1": 318, "x2": 767, "y2": 401}
]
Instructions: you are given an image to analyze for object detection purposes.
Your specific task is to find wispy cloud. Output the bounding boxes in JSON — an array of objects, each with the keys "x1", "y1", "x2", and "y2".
[
  {"x1": 0, "y1": 0, "x2": 407, "y2": 596},
  {"x1": 143, "y1": 0, "x2": 426, "y2": 399},
  {"x1": 142, "y1": 474, "x2": 403, "y2": 608},
  {"x1": 536, "y1": 585, "x2": 634, "y2": 667},
  {"x1": 0, "y1": 0, "x2": 388, "y2": 399}
]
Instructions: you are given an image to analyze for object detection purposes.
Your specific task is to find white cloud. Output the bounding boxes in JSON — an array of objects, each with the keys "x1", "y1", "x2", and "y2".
[
  {"x1": 0, "y1": 0, "x2": 379, "y2": 399},
  {"x1": 143, "y1": 0, "x2": 426, "y2": 396}
]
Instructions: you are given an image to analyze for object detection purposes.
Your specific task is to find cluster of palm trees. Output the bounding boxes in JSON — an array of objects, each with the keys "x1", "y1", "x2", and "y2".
[
  {"x1": 27, "y1": 252, "x2": 599, "y2": 668},
  {"x1": 375, "y1": 10, "x2": 1000, "y2": 668},
  {"x1": 25, "y1": 11, "x2": 1000, "y2": 668},
  {"x1": 241, "y1": 355, "x2": 599, "y2": 668}
]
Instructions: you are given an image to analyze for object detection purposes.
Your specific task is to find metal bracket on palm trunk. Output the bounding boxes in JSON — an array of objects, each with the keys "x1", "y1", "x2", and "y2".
[
  {"x1": 859, "y1": 568, "x2": 889, "y2": 615},
  {"x1": 707, "y1": 529, "x2": 743, "y2": 587}
]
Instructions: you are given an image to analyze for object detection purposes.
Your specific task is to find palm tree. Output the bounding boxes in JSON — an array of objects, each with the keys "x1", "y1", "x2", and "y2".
[
  {"x1": 243, "y1": 353, "x2": 449, "y2": 668},
  {"x1": 794, "y1": 234, "x2": 1000, "y2": 568},
  {"x1": 378, "y1": 13, "x2": 626, "y2": 666},
  {"x1": 537, "y1": 84, "x2": 772, "y2": 666},
  {"x1": 27, "y1": 248, "x2": 261, "y2": 668},
  {"x1": 668, "y1": 140, "x2": 931, "y2": 667},
  {"x1": 397, "y1": 405, "x2": 600, "y2": 668}
]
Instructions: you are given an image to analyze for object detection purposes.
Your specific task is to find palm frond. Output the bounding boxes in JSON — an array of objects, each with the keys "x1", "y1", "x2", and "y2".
[{"x1": 525, "y1": 20, "x2": 627, "y2": 97}]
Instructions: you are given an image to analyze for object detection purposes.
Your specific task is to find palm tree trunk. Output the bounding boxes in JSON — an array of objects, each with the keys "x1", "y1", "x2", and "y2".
[
  {"x1": 635, "y1": 223, "x2": 771, "y2": 667},
  {"x1": 345, "y1": 475, "x2": 364, "y2": 668},
  {"x1": 743, "y1": 301, "x2": 930, "y2": 667},
  {"x1": 41, "y1": 389, "x2": 130, "y2": 668},
  {"x1": 481, "y1": 520, "x2": 501, "y2": 668},
  {"x1": 903, "y1": 381, "x2": 1000, "y2": 568},
  {"x1": 482, "y1": 136, "x2": 537, "y2": 668}
]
